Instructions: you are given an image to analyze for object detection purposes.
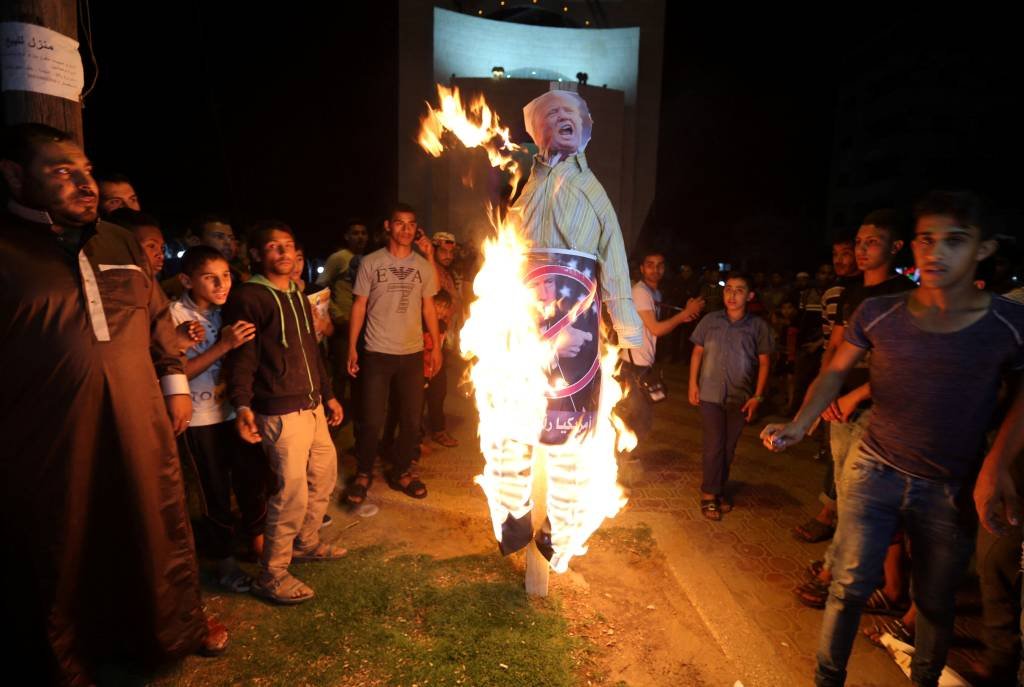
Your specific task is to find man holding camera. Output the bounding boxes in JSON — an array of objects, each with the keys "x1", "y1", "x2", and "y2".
[{"x1": 618, "y1": 250, "x2": 704, "y2": 438}]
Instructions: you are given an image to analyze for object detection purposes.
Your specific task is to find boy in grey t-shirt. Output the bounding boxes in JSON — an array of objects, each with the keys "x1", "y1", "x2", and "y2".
[{"x1": 347, "y1": 203, "x2": 440, "y2": 504}]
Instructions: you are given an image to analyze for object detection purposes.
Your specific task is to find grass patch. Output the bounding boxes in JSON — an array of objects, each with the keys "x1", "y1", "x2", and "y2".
[
  {"x1": 589, "y1": 523, "x2": 655, "y2": 557},
  {"x1": 158, "y1": 546, "x2": 577, "y2": 686}
]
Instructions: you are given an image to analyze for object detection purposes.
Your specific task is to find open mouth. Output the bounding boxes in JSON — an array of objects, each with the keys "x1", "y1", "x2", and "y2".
[{"x1": 558, "y1": 122, "x2": 574, "y2": 137}]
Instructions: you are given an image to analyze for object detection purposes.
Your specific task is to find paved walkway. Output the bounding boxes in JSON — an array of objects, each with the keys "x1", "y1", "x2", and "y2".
[{"x1": 337, "y1": 360, "x2": 988, "y2": 686}]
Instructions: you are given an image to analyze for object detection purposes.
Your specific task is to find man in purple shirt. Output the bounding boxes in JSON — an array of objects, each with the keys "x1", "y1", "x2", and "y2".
[{"x1": 762, "y1": 191, "x2": 1024, "y2": 687}]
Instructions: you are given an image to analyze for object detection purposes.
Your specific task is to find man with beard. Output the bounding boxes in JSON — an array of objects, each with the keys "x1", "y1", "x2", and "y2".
[{"x1": 0, "y1": 124, "x2": 222, "y2": 685}]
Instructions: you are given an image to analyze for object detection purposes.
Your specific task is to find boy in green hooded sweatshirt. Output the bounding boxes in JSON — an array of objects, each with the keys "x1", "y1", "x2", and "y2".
[{"x1": 224, "y1": 220, "x2": 345, "y2": 605}]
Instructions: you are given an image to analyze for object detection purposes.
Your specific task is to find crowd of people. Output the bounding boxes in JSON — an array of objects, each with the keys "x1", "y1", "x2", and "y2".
[
  {"x1": 0, "y1": 123, "x2": 485, "y2": 684},
  {"x1": 3, "y1": 119, "x2": 1024, "y2": 687},
  {"x1": 623, "y1": 197, "x2": 1024, "y2": 686}
]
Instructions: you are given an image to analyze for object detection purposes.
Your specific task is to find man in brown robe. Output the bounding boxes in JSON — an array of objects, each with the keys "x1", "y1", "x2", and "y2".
[{"x1": 0, "y1": 124, "x2": 215, "y2": 684}]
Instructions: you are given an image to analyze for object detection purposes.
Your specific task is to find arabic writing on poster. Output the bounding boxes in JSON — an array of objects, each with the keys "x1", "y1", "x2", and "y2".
[{"x1": 1, "y1": 22, "x2": 84, "y2": 102}]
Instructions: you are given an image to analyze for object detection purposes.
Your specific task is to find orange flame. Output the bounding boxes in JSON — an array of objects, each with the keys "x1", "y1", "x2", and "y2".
[
  {"x1": 418, "y1": 85, "x2": 634, "y2": 572},
  {"x1": 461, "y1": 211, "x2": 635, "y2": 573},
  {"x1": 418, "y1": 84, "x2": 524, "y2": 191}
]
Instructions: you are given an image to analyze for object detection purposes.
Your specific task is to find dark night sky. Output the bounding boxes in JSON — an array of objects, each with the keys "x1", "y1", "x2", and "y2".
[{"x1": 78, "y1": 4, "x2": 1019, "y2": 268}]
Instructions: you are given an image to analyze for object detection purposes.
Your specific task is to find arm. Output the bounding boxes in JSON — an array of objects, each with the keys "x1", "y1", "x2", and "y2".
[
  {"x1": 975, "y1": 375, "x2": 1024, "y2": 535},
  {"x1": 821, "y1": 381, "x2": 871, "y2": 423},
  {"x1": 741, "y1": 354, "x2": 771, "y2": 421},
  {"x1": 223, "y1": 294, "x2": 260, "y2": 414},
  {"x1": 594, "y1": 200, "x2": 644, "y2": 348},
  {"x1": 761, "y1": 340, "x2": 868, "y2": 450},
  {"x1": 147, "y1": 268, "x2": 192, "y2": 435},
  {"x1": 688, "y1": 345, "x2": 704, "y2": 406},
  {"x1": 422, "y1": 295, "x2": 443, "y2": 379},
  {"x1": 637, "y1": 298, "x2": 703, "y2": 338},
  {"x1": 347, "y1": 294, "x2": 368, "y2": 377},
  {"x1": 185, "y1": 339, "x2": 232, "y2": 380},
  {"x1": 821, "y1": 323, "x2": 845, "y2": 369}
]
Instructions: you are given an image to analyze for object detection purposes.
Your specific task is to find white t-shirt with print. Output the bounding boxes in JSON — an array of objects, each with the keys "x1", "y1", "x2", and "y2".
[
  {"x1": 169, "y1": 292, "x2": 235, "y2": 427},
  {"x1": 619, "y1": 281, "x2": 660, "y2": 367}
]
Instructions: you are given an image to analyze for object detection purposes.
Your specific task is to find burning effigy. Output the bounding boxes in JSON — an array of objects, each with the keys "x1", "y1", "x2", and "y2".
[{"x1": 419, "y1": 85, "x2": 640, "y2": 580}]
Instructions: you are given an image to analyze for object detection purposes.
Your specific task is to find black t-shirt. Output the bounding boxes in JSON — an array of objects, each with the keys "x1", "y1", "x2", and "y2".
[
  {"x1": 835, "y1": 274, "x2": 916, "y2": 328},
  {"x1": 835, "y1": 273, "x2": 916, "y2": 393}
]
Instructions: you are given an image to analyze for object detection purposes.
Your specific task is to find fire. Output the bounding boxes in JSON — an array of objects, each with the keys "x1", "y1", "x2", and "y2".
[
  {"x1": 418, "y1": 86, "x2": 634, "y2": 573},
  {"x1": 418, "y1": 84, "x2": 524, "y2": 190}
]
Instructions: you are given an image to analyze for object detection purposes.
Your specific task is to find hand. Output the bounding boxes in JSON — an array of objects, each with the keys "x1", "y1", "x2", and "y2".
[
  {"x1": 313, "y1": 312, "x2": 334, "y2": 338},
  {"x1": 741, "y1": 396, "x2": 762, "y2": 422},
  {"x1": 821, "y1": 392, "x2": 858, "y2": 424},
  {"x1": 427, "y1": 346, "x2": 443, "y2": 379},
  {"x1": 165, "y1": 394, "x2": 192, "y2": 436},
  {"x1": 688, "y1": 384, "x2": 700, "y2": 407},
  {"x1": 175, "y1": 321, "x2": 205, "y2": 353},
  {"x1": 975, "y1": 460, "x2": 1021, "y2": 536},
  {"x1": 760, "y1": 422, "x2": 805, "y2": 452},
  {"x1": 680, "y1": 297, "x2": 705, "y2": 323},
  {"x1": 415, "y1": 234, "x2": 434, "y2": 258},
  {"x1": 347, "y1": 349, "x2": 359, "y2": 377},
  {"x1": 221, "y1": 320, "x2": 256, "y2": 349},
  {"x1": 554, "y1": 325, "x2": 592, "y2": 358},
  {"x1": 236, "y1": 408, "x2": 261, "y2": 444},
  {"x1": 324, "y1": 398, "x2": 344, "y2": 427}
]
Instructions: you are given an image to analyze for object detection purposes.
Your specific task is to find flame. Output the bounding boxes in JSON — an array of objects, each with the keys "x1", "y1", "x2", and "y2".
[
  {"x1": 461, "y1": 212, "x2": 635, "y2": 573},
  {"x1": 418, "y1": 84, "x2": 524, "y2": 191},
  {"x1": 419, "y1": 84, "x2": 634, "y2": 573}
]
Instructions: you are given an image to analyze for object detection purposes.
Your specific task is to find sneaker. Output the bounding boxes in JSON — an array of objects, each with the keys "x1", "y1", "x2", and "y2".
[
  {"x1": 432, "y1": 431, "x2": 458, "y2": 448},
  {"x1": 320, "y1": 513, "x2": 333, "y2": 529}
]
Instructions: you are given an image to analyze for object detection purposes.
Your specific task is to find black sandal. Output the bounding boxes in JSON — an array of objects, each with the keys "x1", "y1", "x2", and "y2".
[
  {"x1": 700, "y1": 497, "x2": 722, "y2": 521},
  {"x1": 794, "y1": 578, "x2": 829, "y2": 609},
  {"x1": 346, "y1": 473, "x2": 372, "y2": 505},
  {"x1": 388, "y1": 472, "x2": 427, "y2": 499},
  {"x1": 793, "y1": 518, "x2": 835, "y2": 543}
]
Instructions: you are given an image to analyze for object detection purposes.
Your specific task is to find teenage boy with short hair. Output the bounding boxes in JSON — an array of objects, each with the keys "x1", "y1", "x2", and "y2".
[
  {"x1": 764, "y1": 191, "x2": 1024, "y2": 687},
  {"x1": 225, "y1": 221, "x2": 346, "y2": 605},
  {"x1": 690, "y1": 272, "x2": 773, "y2": 521},
  {"x1": 171, "y1": 246, "x2": 267, "y2": 591}
]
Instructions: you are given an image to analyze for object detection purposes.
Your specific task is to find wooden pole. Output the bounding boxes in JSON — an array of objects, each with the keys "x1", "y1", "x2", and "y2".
[
  {"x1": 1, "y1": 0, "x2": 83, "y2": 144},
  {"x1": 524, "y1": 446, "x2": 549, "y2": 597}
]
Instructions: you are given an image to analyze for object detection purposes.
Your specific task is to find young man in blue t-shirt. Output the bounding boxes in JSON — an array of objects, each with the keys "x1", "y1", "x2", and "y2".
[
  {"x1": 690, "y1": 272, "x2": 773, "y2": 521},
  {"x1": 763, "y1": 191, "x2": 1024, "y2": 687}
]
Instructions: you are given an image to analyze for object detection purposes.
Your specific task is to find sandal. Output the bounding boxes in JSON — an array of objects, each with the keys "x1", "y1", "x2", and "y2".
[
  {"x1": 293, "y1": 541, "x2": 348, "y2": 562},
  {"x1": 431, "y1": 431, "x2": 458, "y2": 448},
  {"x1": 794, "y1": 578, "x2": 829, "y2": 609},
  {"x1": 346, "y1": 473, "x2": 372, "y2": 505},
  {"x1": 251, "y1": 574, "x2": 315, "y2": 605},
  {"x1": 864, "y1": 588, "x2": 907, "y2": 616},
  {"x1": 804, "y1": 559, "x2": 826, "y2": 579},
  {"x1": 863, "y1": 617, "x2": 914, "y2": 648},
  {"x1": 388, "y1": 472, "x2": 427, "y2": 499},
  {"x1": 793, "y1": 518, "x2": 836, "y2": 543},
  {"x1": 217, "y1": 566, "x2": 253, "y2": 593},
  {"x1": 700, "y1": 497, "x2": 722, "y2": 521}
]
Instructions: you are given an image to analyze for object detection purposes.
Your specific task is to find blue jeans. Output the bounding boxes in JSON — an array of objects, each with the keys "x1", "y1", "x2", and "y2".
[{"x1": 816, "y1": 450, "x2": 975, "y2": 687}]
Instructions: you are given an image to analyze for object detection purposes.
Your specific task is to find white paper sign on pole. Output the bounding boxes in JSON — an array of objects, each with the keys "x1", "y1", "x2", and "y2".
[{"x1": 1, "y1": 22, "x2": 84, "y2": 102}]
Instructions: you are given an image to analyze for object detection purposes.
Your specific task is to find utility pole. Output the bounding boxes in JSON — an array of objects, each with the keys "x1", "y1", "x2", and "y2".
[{"x1": 1, "y1": 0, "x2": 83, "y2": 143}]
